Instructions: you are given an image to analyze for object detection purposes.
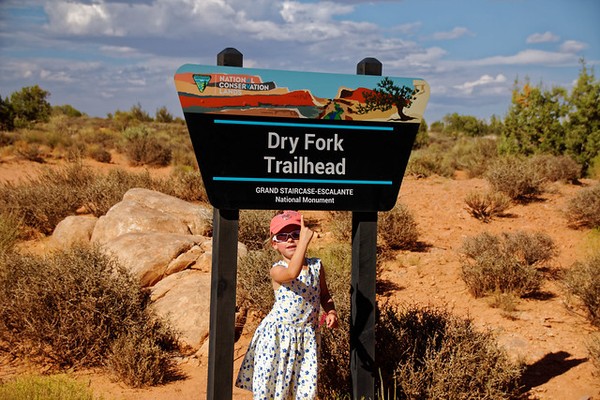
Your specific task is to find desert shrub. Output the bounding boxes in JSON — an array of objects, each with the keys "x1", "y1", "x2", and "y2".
[
  {"x1": 0, "y1": 245, "x2": 178, "y2": 382},
  {"x1": 121, "y1": 126, "x2": 172, "y2": 167},
  {"x1": 161, "y1": 167, "x2": 208, "y2": 203},
  {"x1": 405, "y1": 146, "x2": 454, "y2": 178},
  {"x1": 450, "y1": 136, "x2": 498, "y2": 178},
  {"x1": 376, "y1": 304, "x2": 523, "y2": 399},
  {"x1": 86, "y1": 144, "x2": 112, "y2": 163},
  {"x1": 80, "y1": 168, "x2": 159, "y2": 216},
  {"x1": 460, "y1": 231, "x2": 556, "y2": 298},
  {"x1": 13, "y1": 139, "x2": 45, "y2": 162},
  {"x1": 0, "y1": 211, "x2": 21, "y2": 254},
  {"x1": 529, "y1": 154, "x2": 581, "y2": 183},
  {"x1": 236, "y1": 249, "x2": 277, "y2": 318},
  {"x1": 314, "y1": 243, "x2": 352, "y2": 398},
  {"x1": 107, "y1": 319, "x2": 179, "y2": 387},
  {"x1": 485, "y1": 156, "x2": 546, "y2": 201},
  {"x1": 239, "y1": 209, "x2": 276, "y2": 251},
  {"x1": 327, "y1": 210, "x2": 352, "y2": 242},
  {"x1": 0, "y1": 374, "x2": 100, "y2": 400},
  {"x1": 565, "y1": 183, "x2": 600, "y2": 229},
  {"x1": 0, "y1": 162, "x2": 96, "y2": 235},
  {"x1": 464, "y1": 190, "x2": 511, "y2": 222},
  {"x1": 588, "y1": 332, "x2": 600, "y2": 372},
  {"x1": 563, "y1": 252, "x2": 600, "y2": 326},
  {"x1": 378, "y1": 203, "x2": 419, "y2": 251}
]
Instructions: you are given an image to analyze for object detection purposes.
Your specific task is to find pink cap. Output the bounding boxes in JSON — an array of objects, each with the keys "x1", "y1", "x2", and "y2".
[{"x1": 270, "y1": 210, "x2": 302, "y2": 235}]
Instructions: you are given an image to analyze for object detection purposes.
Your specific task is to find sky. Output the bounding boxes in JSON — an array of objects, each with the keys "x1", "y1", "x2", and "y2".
[{"x1": 0, "y1": 0, "x2": 598, "y2": 124}]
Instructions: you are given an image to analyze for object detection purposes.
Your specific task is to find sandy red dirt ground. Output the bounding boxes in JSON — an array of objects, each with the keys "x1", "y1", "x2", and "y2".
[{"x1": 0, "y1": 156, "x2": 598, "y2": 399}]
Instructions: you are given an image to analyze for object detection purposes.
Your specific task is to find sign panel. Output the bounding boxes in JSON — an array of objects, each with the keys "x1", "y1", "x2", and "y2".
[{"x1": 174, "y1": 64, "x2": 429, "y2": 211}]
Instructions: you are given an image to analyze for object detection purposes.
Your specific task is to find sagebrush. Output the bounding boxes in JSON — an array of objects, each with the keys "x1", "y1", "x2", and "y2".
[
  {"x1": 376, "y1": 304, "x2": 523, "y2": 399},
  {"x1": 563, "y1": 252, "x2": 600, "y2": 327},
  {"x1": 0, "y1": 245, "x2": 179, "y2": 386},
  {"x1": 460, "y1": 231, "x2": 556, "y2": 298},
  {"x1": 485, "y1": 156, "x2": 546, "y2": 201},
  {"x1": 565, "y1": 183, "x2": 600, "y2": 229}
]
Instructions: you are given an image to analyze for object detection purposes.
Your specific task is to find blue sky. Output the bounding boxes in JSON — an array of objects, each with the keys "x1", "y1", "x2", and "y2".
[{"x1": 0, "y1": 0, "x2": 598, "y2": 123}]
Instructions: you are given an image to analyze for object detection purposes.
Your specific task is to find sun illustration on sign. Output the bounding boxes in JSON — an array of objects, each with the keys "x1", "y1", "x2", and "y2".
[{"x1": 193, "y1": 75, "x2": 211, "y2": 92}]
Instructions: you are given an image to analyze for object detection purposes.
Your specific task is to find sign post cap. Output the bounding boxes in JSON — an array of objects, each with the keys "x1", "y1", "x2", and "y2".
[
  {"x1": 217, "y1": 47, "x2": 243, "y2": 67},
  {"x1": 356, "y1": 58, "x2": 382, "y2": 76}
]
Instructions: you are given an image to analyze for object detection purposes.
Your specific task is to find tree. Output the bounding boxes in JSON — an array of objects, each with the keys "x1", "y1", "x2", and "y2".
[
  {"x1": 442, "y1": 113, "x2": 486, "y2": 137},
  {"x1": 357, "y1": 77, "x2": 417, "y2": 121},
  {"x1": 565, "y1": 60, "x2": 600, "y2": 174},
  {"x1": 0, "y1": 94, "x2": 15, "y2": 131},
  {"x1": 9, "y1": 85, "x2": 52, "y2": 127},
  {"x1": 500, "y1": 79, "x2": 568, "y2": 156},
  {"x1": 155, "y1": 106, "x2": 174, "y2": 123}
]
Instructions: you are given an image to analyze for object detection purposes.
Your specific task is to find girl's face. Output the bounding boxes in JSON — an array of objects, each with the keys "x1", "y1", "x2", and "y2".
[{"x1": 271, "y1": 224, "x2": 300, "y2": 261}]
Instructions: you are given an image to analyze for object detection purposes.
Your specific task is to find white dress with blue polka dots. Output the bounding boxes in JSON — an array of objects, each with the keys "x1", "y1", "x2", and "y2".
[{"x1": 236, "y1": 258, "x2": 321, "y2": 399}]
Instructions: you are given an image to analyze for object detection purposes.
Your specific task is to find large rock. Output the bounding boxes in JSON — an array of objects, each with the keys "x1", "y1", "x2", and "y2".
[
  {"x1": 150, "y1": 269, "x2": 212, "y2": 352},
  {"x1": 91, "y1": 188, "x2": 212, "y2": 244},
  {"x1": 123, "y1": 188, "x2": 212, "y2": 236},
  {"x1": 51, "y1": 215, "x2": 98, "y2": 248},
  {"x1": 102, "y1": 232, "x2": 211, "y2": 287}
]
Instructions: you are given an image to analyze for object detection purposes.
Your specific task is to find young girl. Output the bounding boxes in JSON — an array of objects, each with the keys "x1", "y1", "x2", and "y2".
[{"x1": 236, "y1": 210, "x2": 338, "y2": 399}]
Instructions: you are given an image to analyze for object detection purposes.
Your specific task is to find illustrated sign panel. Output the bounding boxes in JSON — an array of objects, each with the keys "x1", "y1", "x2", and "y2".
[{"x1": 174, "y1": 64, "x2": 429, "y2": 211}]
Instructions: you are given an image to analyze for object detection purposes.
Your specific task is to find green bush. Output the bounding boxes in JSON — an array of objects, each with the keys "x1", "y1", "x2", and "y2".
[
  {"x1": 565, "y1": 183, "x2": 600, "y2": 229},
  {"x1": 0, "y1": 374, "x2": 101, "y2": 400},
  {"x1": 450, "y1": 136, "x2": 498, "y2": 178},
  {"x1": 9, "y1": 85, "x2": 52, "y2": 127},
  {"x1": 376, "y1": 304, "x2": 523, "y2": 399},
  {"x1": 121, "y1": 126, "x2": 172, "y2": 167},
  {"x1": 460, "y1": 231, "x2": 555, "y2": 298},
  {"x1": 564, "y1": 252, "x2": 600, "y2": 327},
  {"x1": 485, "y1": 156, "x2": 546, "y2": 201},
  {"x1": 464, "y1": 190, "x2": 511, "y2": 222},
  {"x1": 405, "y1": 145, "x2": 454, "y2": 178},
  {"x1": 0, "y1": 245, "x2": 178, "y2": 385}
]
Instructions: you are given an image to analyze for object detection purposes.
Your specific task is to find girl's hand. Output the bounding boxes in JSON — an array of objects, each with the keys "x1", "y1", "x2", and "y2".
[
  {"x1": 324, "y1": 311, "x2": 338, "y2": 329},
  {"x1": 299, "y1": 215, "x2": 314, "y2": 244}
]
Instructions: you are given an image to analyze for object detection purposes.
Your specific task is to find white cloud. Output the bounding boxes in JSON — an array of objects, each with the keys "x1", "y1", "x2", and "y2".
[
  {"x1": 526, "y1": 31, "x2": 559, "y2": 44},
  {"x1": 454, "y1": 74, "x2": 507, "y2": 95},
  {"x1": 460, "y1": 49, "x2": 576, "y2": 67},
  {"x1": 560, "y1": 40, "x2": 587, "y2": 53},
  {"x1": 45, "y1": 1, "x2": 125, "y2": 36},
  {"x1": 431, "y1": 27, "x2": 472, "y2": 40}
]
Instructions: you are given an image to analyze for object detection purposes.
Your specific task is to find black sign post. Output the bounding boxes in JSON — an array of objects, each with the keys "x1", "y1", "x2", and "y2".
[
  {"x1": 350, "y1": 57, "x2": 381, "y2": 400},
  {"x1": 205, "y1": 48, "x2": 242, "y2": 400}
]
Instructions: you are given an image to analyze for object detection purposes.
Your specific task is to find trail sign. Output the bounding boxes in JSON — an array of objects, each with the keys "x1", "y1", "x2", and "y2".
[{"x1": 174, "y1": 64, "x2": 429, "y2": 212}]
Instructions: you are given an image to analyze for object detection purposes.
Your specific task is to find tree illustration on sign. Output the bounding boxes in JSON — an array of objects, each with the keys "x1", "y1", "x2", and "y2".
[{"x1": 357, "y1": 77, "x2": 417, "y2": 121}]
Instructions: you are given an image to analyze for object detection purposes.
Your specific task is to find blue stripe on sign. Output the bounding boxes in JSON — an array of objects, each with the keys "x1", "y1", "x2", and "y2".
[
  {"x1": 213, "y1": 176, "x2": 392, "y2": 185},
  {"x1": 213, "y1": 119, "x2": 393, "y2": 131}
]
